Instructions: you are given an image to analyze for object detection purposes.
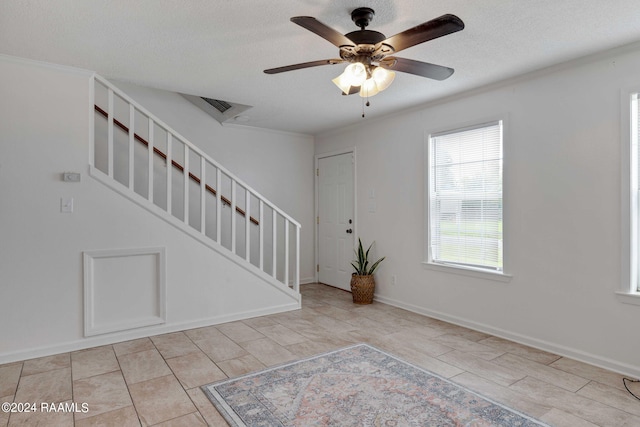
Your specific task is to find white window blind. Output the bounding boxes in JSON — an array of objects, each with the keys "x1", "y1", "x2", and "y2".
[{"x1": 428, "y1": 121, "x2": 503, "y2": 271}]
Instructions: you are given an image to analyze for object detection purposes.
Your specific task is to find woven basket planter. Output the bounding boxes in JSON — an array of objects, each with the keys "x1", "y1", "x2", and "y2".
[{"x1": 350, "y1": 274, "x2": 375, "y2": 304}]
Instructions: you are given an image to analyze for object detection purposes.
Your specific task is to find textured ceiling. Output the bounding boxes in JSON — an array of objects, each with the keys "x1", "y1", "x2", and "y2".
[{"x1": 3, "y1": 1, "x2": 640, "y2": 135}]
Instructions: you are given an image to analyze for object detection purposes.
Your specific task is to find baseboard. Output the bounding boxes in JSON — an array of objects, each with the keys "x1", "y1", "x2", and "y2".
[
  {"x1": 374, "y1": 294, "x2": 640, "y2": 379},
  {"x1": 0, "y1": 301, "x2": 300, "y2": 365},
  {"x1": 300, "y1": 277, "x2": 316, "y2": 285}
]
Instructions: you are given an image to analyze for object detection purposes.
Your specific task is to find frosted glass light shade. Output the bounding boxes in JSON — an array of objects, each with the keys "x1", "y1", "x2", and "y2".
[
  {"x1": 332, "y1": 63, "x2": 367, "y2": 94},
  {"x1": 372, "y1": 67, "x2": 395, "y2": 91},
  {"x1": 344, "y1": 63, "x2": 367, "y2": 86},
  {"x1": 359, "y1": 78, "x2": 380, "y2": 98}
]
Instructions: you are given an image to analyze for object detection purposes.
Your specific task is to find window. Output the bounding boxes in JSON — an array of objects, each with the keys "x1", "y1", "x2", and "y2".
[
  {"x1": 631, "y1": 94, "x2": 639, "y2": 291},
  {"x1": 427, "y1": 121, "x2": 504, "y2": 273},
  {"x1": 618, "y1": 91, "x2": 640, "y2": 304}
]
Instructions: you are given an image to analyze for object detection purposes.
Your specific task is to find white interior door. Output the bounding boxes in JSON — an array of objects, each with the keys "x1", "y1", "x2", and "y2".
[{"x1": 318, "y1": 152, "x2": 354, "y2": 290}]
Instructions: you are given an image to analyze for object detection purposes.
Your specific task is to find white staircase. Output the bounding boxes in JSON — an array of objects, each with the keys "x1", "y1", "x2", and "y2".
[{"x1": 89, "y1": 75, "x2": 301, "y2": 299}]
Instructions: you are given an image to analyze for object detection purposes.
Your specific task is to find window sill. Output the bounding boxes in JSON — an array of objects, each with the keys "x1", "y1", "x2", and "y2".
[
  {"x1": 422, "y1": 261, "x2": 512, "y2": 283},
  {"x1": 616, "y1": 291, "x2": 640, "y2": 306}
]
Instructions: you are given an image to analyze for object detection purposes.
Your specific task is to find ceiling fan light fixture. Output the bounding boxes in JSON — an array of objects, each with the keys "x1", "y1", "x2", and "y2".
[
  {"x1": 372, "y1": 67, "x2": 395, "y2": 91},
  {"x1": 359, "y1": 77, "x2": 380, "y2": 98},
  {"x1": 332, "y1": 62, "x2": 367, "y2": 94},
  {"x1": 343, "y1": 62, "x2": 367, "y2": 86}
]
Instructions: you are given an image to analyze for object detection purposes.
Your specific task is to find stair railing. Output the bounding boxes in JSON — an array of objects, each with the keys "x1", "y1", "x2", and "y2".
[{"x1": 89, "y1": 74, "x2": 300, "y2": 293}]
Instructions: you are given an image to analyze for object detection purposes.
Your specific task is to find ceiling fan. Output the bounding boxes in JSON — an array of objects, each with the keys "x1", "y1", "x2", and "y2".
[{"x1": 264, "y1": 7, "x2": 464, "y2": 99}]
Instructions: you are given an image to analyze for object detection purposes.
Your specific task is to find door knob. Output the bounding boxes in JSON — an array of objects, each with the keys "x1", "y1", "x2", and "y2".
[{"x1": 346, "y1": 229, "x2": 353, "y2": 234}]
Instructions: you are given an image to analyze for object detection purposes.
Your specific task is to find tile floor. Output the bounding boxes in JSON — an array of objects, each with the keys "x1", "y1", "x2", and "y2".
[{"x1": 1, "y1": 283, "x2": 640, "y2": 426}]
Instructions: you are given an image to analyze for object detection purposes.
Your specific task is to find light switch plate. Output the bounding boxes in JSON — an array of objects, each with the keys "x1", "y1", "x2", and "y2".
[{"x1": 61, "y1": 197, "x2": 74, "y2": 213}]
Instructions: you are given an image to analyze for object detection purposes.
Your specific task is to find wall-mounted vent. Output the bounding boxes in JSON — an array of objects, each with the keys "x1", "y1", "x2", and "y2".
[
  {"x1": 202, "y1": 97, "x2": 233, "y2": 114},
  {"x1": 181, "y1": 93, "x2": 252, "y2": 125}
]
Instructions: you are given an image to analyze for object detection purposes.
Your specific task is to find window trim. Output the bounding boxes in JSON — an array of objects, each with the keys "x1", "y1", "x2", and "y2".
[
  {"x1": 619, "y1": 89, "x2": 640, "y2": 304},
  {"x1": 424, "y1": 115, "x2": 511, "y2": 282}
]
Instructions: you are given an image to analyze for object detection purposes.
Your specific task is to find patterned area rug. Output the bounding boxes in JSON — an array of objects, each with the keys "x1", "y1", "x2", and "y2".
[{"x1": 203, "y1": 343, "x2": 549, "y2": 426}]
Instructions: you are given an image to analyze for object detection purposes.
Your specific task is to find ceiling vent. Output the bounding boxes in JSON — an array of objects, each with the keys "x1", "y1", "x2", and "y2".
[{"x1": 181, "y1": 94, "x2": 252, "y2": 124}]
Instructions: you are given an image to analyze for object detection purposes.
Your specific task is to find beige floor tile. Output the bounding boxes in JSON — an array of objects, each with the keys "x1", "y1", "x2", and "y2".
[
  {"x1": 112, "y1": 338, "x2": 155, "y2": 357},
  {"x1": 0, "y1": 364, "x2": 22, "y2": 397},
  {"x1": 383, "y1": 332, "x2": 453, "y2": 358},
  {"x1": 7, "y1": 400, "x2": 74, "y2": 427},
  {"x1": 510, "y1": 376, "x2": 640, "y2": 427},
  {"x1": 306, "y1": 313, "x2": 360, "y2": 333},
  {"x1": 270, "y1": 314, "x2": 316, "y2": 331},
  {"x1": 285, "y1": 340, "x2": 343, "y2": 359},
  {"x1": 0, "y1": 395, "x2": 11, "y2": 427},
  {"x1": 74, "y1": 405, "x2": 140, "y2": 427},
  {"x1": 477, "y1": 336, "x2": 561, "y2": 365},
  {"x1": 550, "y1": 357, "x2": 629, "y2": 391},
  {"x1": 390, "y1": 346, "x2": 464, "y2": 379},
  {"x1": 193, "y1": 335, "x2": 248, "y2": 363},
  {"x1": 256, "y1": 324, "x2": 307, "y2": 346},
  {"x1": 72, "y1": 371, "x2": 132, "y2": 421},
  {"x1": 217, "y1": 322, "x2": 264, "y2": 342},
  {"x1": 166, "y1": 352, "x2": 227, "y2": 389},
  {"x1": 184, "y1": 326, "x2": 223, "y2": 342},
  {"x1": 150, "y1": 332, "x2": 200, "y2": 359},
  {"x1": 437, "y1": 350, "x2": 526, "y2": 387},
  {"x1": 14, "y1": 367, "x2": 71, "y2": 403},
  {"x1": 493, "y1": 353, "x2": 590, "y2": 392},
  {"x1": 186, "y1": 387, "x2": 230, "y2": 426},
  {"x1": 539, "y1": 408, "x2": 600, "y2": 427},
  {"x1": 431, "y1": 333, "x2": 505, "y2": 360},
  {"x1": 21, "y1": 354, "x2": 70, "y2": 377},
  {"x1": 577, "y1": 380, "x2": 640, "y2": 416},
  {"x1": 452, "y1": 372, "x2": 551, "y2": 419},
  {"x1": 240, "y1": 338, "x2": 298, "y2": 366},
  {"x1": 241, "y1": 316, "x2": 278, "y2": 329},
  {"x1": 153, "y1": 412, "x2": 207, "y2": 426},
  {"x1": 128, "y1": 375, "x2": 196, "y2": 426},
  {"x1": 215, "y1": 354, "x2": 265, "y2": 378},
  {"x1": 71, "y1": 347, "x2": 119, "y2": 380},
  {"x1": 118, "y1": 349, "x2": 172, "y2": 385}
]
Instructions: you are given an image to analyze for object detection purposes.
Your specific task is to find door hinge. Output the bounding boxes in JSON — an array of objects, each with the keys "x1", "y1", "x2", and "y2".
[
  {"x1": 317, "y1": 264, "x2": 319, "y2": 272},
  {"x1": 317, "y1": 216, "x2": 319, "y2": 224},
  {"x1": 316, "y1": 168, "x2": 319, "y2": 176}
]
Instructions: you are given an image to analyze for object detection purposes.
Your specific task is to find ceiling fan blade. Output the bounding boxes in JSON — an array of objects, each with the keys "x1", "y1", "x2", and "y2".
[
  {"x1": 291, "y1": 16, "x2": 355, "y2": 48},
  {"x1": 379, "y1": 57, "x2": 454, "y2": 80},
  {"x1": 379, "y1": 14, "x2": 464, "y2": 54},
  {"x1": 264, "y1": 59, "x2": 344, "y2": 74}
]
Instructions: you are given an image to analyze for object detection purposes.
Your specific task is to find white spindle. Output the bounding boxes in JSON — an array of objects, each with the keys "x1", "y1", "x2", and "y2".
[
  {"x1": 200, "y1": 156, "x2": 206, "y2": 234},
  {"x1": 166, "y1": 134, "x2": 172, "y2": 215},
  {"x1": 216, "y1": 169, "x2": 222, "y2": 243},
  {"x1": 259, "y1": 200, "x2": 264, "y2": 269},
  {"x1": 284, "y1": 219, "x2": 289, "y2": 287},
  {"x1": 231, "y1": 180, "x2": 236, "y2": 253},
  {"x1": 128, "y1": 104, "x2": 135, "y2": 190},
  {"x1": 245, "y1": 190, "x2": 251, "y2": 262},
  {"x1": 147, "y1": 118, "x2": 154, "y2": 202},
  {"x1": 107, "y1": 89, "x2": 114, "y2": 178},
  {"x1": 272, "y1": 210, "x2": 277, "y2": 278},
  {"x1": 183, "y1": 143, "x2": 189, "y2": 224}
]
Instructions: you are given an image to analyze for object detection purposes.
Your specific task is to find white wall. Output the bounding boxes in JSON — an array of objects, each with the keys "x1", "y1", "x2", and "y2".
[
  {"x1": 315, "y1": 43, "x2": 640, "y2": 377},
  {"x1": 0, "y1": 55, "x2": 306, "y2": 363}
]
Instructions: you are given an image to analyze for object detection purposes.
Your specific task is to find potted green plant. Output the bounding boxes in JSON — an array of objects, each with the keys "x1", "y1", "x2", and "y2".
[{"x1": 350, "y1": 238, "x2": 385, "y2": 304}]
